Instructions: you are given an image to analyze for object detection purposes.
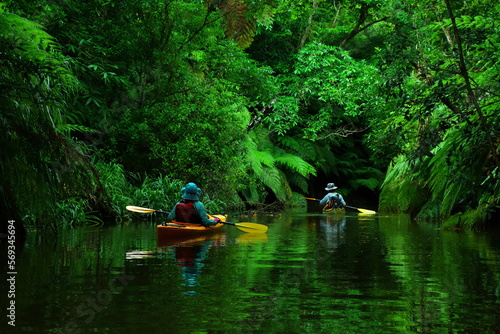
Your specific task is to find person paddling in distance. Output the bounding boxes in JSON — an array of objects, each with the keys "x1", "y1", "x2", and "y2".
[
  {"x1": 167, "y1": 182, "x2": 220, "y2": 226},
  {"x1": 320, "y1": 183, "x2": 346, "y2": 211}
]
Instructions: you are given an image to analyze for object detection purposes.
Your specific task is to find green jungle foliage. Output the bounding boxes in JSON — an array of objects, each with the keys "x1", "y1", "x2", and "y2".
[
  {"x1": 375, "y1": 0, "x2": 500, "y2": 228},
  {"x1": 1, "y1": 0, "x2": 499, "y2": 230},
  {"x1": 0, "y1": 6, "x2": 107, "y2": 230}
]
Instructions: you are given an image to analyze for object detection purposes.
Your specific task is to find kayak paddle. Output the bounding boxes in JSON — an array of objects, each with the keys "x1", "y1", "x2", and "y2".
[
  {"x1": 301, "y1": 197, "x2": 377, "y2": 214},
  {"x1": 126, "y1": 206, "x2": 269, "y2": 233}
]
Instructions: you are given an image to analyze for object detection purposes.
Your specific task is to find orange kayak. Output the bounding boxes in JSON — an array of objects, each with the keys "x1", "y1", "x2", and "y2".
[{"x1": 156, "y1": 214, "x2": 226, "y2": 238}]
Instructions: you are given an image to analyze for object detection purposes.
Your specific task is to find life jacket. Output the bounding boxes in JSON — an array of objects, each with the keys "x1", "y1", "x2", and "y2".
[{"x1": 175, "y1": 200, "x2": 202, "y2": 224}]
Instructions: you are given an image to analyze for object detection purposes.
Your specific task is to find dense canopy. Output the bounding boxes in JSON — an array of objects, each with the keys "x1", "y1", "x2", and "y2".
[{"x1": 1, "y1": 0, "x2": 499, "y2": 231}]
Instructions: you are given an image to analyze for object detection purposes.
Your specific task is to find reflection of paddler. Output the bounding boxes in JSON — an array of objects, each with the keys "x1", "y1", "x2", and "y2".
[
  {"x1": 175, "y1": 246, "x2": 196, "y2": 266},
  {"x1": 175, "y1": 245, "x2": 206, "y2": 268},
  {"x1": 318, "y1": 215, "x2": 346, "y2": 252},
  {"x1": 168, "y1": 241, "x2": 211, "y2": 294}
]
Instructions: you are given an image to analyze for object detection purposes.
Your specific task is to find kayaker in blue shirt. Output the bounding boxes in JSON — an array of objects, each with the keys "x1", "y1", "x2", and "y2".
[
  {"x1": 167, "y1": 182, "x2": 220, "y2": 226},
  {"x1": 320, "y1": 183, "x2": 346, "y2": 210}
]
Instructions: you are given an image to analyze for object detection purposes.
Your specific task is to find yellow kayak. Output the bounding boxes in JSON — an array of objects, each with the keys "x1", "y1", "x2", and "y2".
[
  {"x1": 323, "y1": 207, "x2": 345, "y2": 213},
  {"x1": 156, "y1": 214, "x2": 226, "y2": 238}
]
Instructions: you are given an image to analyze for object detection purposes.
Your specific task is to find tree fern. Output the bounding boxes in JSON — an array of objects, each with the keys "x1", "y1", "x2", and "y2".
[
  {"x1": 275, "y1": 153, "x2": 315, "y2": 177},
  {"x1": 427, "y1": 140, "x2": 452, "y2": 200},
  {"x1": 219, "y1": 0, "x2": 256, "y2": 48},
  {"x1": 423, "y1": 127, "x2": 487, "y2": 219},
  {"x1": 240, "y1": 184, "x2": 262, "y2": 204},
  {"x1": 259, "y1": 166, "x2": 291, "y2": 201},
  {"x1": 253, "y1": 150, "x2": 276, "y2": 168},
  {"x1": 381, "y1": 155, "x2": 416, "y2": 189},
  {"x1": 381, "y1": 123, "x2": 494, "y2": 221},
  {"x1": 314, "y1": 145, "x2": 341, "y2": 175},
  {"x1": 354, "y1": 177, "x2": 380, "y2": 190},
  {"x1": 380, "y1": 155, "x2": 425, "y2": 213},
  {"x1": 287, "y1": 173, "x2": 309, "y2": 193},
  {"x1": 241, "y1": 127, "x2": 317, "y2": 204},
  {"x1": 276, "y1": 135, "x2": 317, "y2": 161}
]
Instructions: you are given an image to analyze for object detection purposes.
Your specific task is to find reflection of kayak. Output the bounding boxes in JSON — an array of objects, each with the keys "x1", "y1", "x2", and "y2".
[
  {"x1": 156, "y1": 214, "x2": 226, "y2": 239},
  {"x1": 323, "y1": 208, "x2": 345, "y2": 214},
  {"x1": 156, "y1": 231, "x2": 226, "y2": 248}
]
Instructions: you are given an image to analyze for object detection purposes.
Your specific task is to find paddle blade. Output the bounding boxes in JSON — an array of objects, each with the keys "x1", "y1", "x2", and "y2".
[
  {"x1": 126, "y1": 205, "x2": 157, "y2": 213},
  {"x1": 235, "y1": 222, "x2": 268, "y2": 233},
  {"x1": 357, "y1": 208, "x2": 376, "y2": 214},
  {"x1": 345, "y1": 205, "x2": 377, "y2": 214}
]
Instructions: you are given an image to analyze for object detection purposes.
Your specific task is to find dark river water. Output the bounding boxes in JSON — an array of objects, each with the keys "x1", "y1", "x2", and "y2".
[{"x1": 2, "y1": 211, "x2": 500, "y2": 333}]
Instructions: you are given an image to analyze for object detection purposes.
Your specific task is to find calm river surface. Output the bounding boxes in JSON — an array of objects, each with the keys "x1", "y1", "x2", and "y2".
[{"x1": 2, "y1": 211, "x2": 500, "y2": 333}]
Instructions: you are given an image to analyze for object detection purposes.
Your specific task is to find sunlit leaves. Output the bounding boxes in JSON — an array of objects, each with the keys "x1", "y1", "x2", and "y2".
[
  {"x1": 267, "y1": 41, "x2": 380, "y2": 140},
  {"x1": 265, "y1": 96, "x2": 300, "y2": 135}
]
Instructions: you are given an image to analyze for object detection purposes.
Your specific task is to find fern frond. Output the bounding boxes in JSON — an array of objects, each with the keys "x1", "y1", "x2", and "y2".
[
  {"x1": 379, "y1": 154, "x2": 425, "y2": 213},
  {"x1": 240, "y1": 183, "x2": 263, "y2": 203},
  {"x1": 427, "y1": 141, "x2": 452, "y2": 198},
  {"x1": 56, "y1": 124, "x2": 100, "y2": 135},
  {"x1": 287, "y1": 173, "x2": 309, "y2": 193},
  {"x1": 276, "y1": 136, "x2": 317, "y2": 160},
  {"x1": 337, "y1": 159, "x2": 357, "y2": 170},
  {"x1": 253, "y1": 150, "x2": 275, "y2": 167},
  {"x1": 425, "y1": 129, "x2": 475, "y2": 218},
  {"x1": 275, "y1": 153, "x2": 316, "y2": 177},
  {"x1": 354, "y1": 177, "x2": 380, "y2": 190},
  {"x1": 260, "y1": 166, "x2": 290, "y2": 201},
  {"x1": 315, "y1": 146, "x2": 340, "y2": 174},
  {"x1": 382, "y1": 155, "x2": 415, "y2": 188},
  {"x1": 220, "y1": 0, "x2": 256, "y2": 48},
  {"x1": 244, "y1": 127, "x2": 316, "y2": 203},
  {"x1": 441, "y1": 182, "x2": 463, "y2": 217}
]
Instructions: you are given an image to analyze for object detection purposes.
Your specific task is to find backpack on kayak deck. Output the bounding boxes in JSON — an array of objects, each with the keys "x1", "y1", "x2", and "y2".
[{"x1": 175, "y1": 200, "x2": 202, "y2": 224}]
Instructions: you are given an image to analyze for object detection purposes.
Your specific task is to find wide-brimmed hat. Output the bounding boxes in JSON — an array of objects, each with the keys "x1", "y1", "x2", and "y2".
[
  {"x1": 325, "y1": 183, "x2": 338, "y2": 191},
  {"x1": 181, "y1": 182, "x2": 201, "y2": 200}
]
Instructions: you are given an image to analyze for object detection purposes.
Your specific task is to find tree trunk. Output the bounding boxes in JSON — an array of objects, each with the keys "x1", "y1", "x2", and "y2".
[
  {"x1": 298, "y1": 1, "x2": 319, "y2": 50},
  {"x1": 339, "y1": 4, "x2": 388, "y2": 49}
]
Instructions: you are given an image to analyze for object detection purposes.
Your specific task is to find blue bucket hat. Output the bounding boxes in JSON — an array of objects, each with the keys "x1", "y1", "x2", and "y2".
[{"x1": 181, "y1": 182, "x2": 201, "y2": 200}]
